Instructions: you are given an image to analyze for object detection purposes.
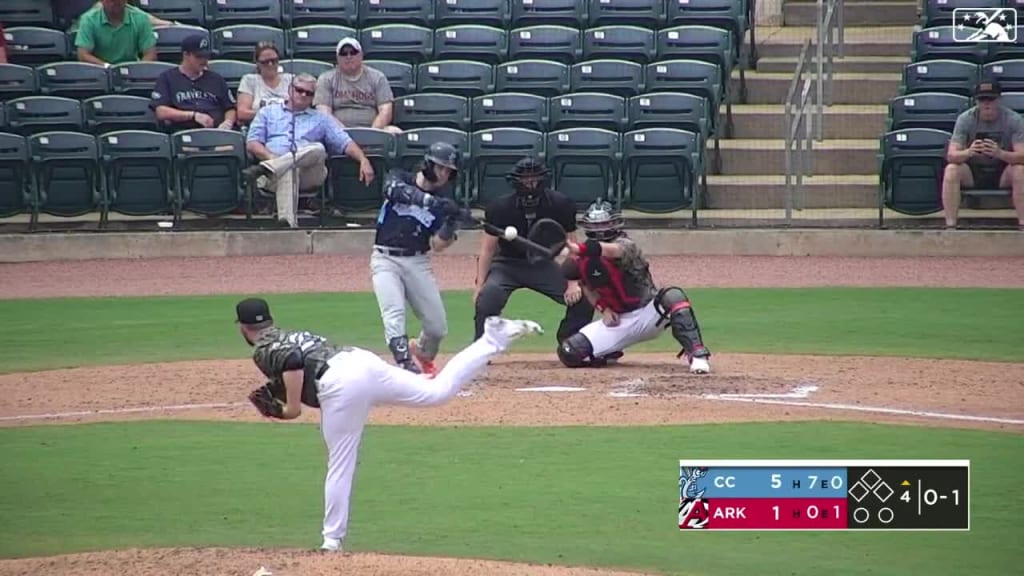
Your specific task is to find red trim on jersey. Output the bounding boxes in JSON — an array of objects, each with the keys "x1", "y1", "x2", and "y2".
[{"x1": 577, "y1": 255, "x2": 642, "y2": 313}]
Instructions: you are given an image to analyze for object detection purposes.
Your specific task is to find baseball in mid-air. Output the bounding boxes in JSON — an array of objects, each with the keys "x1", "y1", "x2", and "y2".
[{"x1": 504, "y1": 226, "x2": 519, "y2": 241}]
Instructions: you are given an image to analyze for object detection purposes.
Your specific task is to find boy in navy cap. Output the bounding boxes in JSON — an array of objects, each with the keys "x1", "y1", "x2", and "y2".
[{"x1": 151, "y1": 34, "x2": 236, "y2": 132}]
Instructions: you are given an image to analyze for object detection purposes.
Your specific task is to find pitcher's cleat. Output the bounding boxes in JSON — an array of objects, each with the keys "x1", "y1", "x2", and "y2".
[
  {"x1": 319, "y1": 537, "x2": 342, "y2": 552},
  {"x1": 484, "y1": 316, "x2": 543, "y2": 348}
]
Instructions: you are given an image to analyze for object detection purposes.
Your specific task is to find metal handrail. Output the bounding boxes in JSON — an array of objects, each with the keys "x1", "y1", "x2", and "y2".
[
  {"x1": 784, "y1": 39, "x2": 816, "y2": 220},
  {"x1": 817, "y1": 0, "x2": 846, "y2": 141}
]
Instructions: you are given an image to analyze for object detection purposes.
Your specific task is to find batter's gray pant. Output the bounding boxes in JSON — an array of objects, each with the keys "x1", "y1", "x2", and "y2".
[
  {"x1": 370, "y1": 250, "x2": 447, "y2": 359},
  {"x1": 257, "y1": 142, "x2": 328, "y2": 227}
]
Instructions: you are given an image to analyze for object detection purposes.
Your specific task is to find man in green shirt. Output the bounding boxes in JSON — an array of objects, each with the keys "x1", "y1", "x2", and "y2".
[{"x1": 75, "y1": 0, "x2": 157, "y2": 66}]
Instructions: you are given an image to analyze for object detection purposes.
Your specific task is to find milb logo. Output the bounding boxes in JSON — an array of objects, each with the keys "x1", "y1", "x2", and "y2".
[{"x1": 953, "y1": 7, "x2": 1018, "y2": 42}]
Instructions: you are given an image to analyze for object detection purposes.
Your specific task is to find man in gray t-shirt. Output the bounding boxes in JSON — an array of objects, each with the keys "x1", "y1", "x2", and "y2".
[
  {"x1": 943, "y1": 80, "x2": 1024, "y2": 229},
  {"x1": 313, "y1": 37, "x2": 401, "y2": 134}
]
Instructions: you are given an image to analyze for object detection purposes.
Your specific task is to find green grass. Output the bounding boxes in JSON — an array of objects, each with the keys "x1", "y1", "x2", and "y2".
[
  {"x1": 2, "y1": 288, "x2": 1024, "y2": 372},
  {"x1": 1, "y1": 421, "x2": 1021, "y2": 575}
]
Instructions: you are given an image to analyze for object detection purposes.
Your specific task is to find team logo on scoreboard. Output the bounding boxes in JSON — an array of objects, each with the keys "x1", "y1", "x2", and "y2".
[{"x1": 678, "y1": 466, "x2": 710, "y2": 529}]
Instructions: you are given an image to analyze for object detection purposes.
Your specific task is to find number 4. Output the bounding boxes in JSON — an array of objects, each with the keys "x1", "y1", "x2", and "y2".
[{"x1": 901, "y1": 491, "x2": 911, "y2": 503}]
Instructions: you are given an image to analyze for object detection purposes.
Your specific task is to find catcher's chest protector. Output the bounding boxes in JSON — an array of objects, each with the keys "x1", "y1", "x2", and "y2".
[{"x1": 577, "y1": 255, "x2": 644, "y2": 313}]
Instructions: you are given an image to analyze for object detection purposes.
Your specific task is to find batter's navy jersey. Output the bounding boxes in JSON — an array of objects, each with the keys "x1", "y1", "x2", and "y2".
[
  {"x1": 484, "y1": 190, "x2": 577, "y2": 260},
  {"x1": 374, "y1": 169, "x2": 449, "y2": 253}
]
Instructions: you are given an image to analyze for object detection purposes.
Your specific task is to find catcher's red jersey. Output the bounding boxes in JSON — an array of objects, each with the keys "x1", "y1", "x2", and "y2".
[{"x1": 571, "y1": 237, "x2": 657, "y2": 313}]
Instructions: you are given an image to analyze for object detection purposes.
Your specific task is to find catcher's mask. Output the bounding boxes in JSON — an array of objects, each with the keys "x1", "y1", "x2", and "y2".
[
  {"x1": 581, "y1": 199, "x2": 624, "y2": 241},
  {"x1": 422, "y1": 141, "x2": 461, "y2": 183},
  {"x1": 505, "y1": 155, "x2": 550, "y2": 209}
]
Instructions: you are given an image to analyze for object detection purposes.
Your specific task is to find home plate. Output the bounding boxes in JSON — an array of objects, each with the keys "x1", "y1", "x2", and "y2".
[{"x1": 515, "y1": 386, "x2": 587, "y2": 392}]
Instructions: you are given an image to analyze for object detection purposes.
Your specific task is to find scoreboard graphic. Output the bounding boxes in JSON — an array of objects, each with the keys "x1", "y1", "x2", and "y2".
[{"x1": 678, "y1": 460, "x2": 969, "y2": 531}]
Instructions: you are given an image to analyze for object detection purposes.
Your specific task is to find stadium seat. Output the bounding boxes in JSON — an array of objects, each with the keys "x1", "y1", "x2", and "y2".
[
  {"x1": 0, "y1": 63, "x2": 40, "y2": 100},
  {"x1": 570, "y1": 59, "x2": 645, "y2": 98},
  {"x1": 921, "y1": 0, "x2": 1001, "y2": 28},
  {"x1": 206, "y1": 60, "x2": 255, "y2": 91},
  {"x1": 912, "y1": 26, "x2": 988, "y2": 64},
  {"x1": 98, "y1": 130, "x2": 176, "y2": 225},
  {"x1": 154, "y1": 25, "x2": 210, "y2": 63},
  {"x1": 657, "y1": 25, "x2": 736, "y2": 85},
  {"x1": 172, "y1": 128, "x2": 248, "y2": 216},
  {"x1": 587, "y1": 0, "x2": 665, "y2": 28},
  {"x1": 396, "y1": 127, "x2": 469, "y2": 197},
  {"x1": 508, "y1": 26, "x2": 582, "y2": 66},
  {"x1": 987, "y1": 25, "x2": 1024, "y2": 62},
  {"x1": 549, "y1": 92, "x2": 626, "y2": 132},
  {"x1": 622, "y1": 127, "x2": 703, "y2": 212},
  {"x1": 394, "y1": 92, "x2": 471, "y2": 130},
  {"x1": 0, "y1": 133, "x2": 30, "y2": 218},
  {"x1": 1000, "y1": 91, "x2": 1024, "y2": 115},
  {"x1": 365, "y1": 60, "x2": 417, "y2": 96},
  {"x1": 284, "y1": 59, "x2": 334, "y2": 79},
  {"x1": 878, "y1": 127, "x2": 950, "y2": 215},
  {"x1": 138, "y1": 0, "x2": 207, "y2": 27},
  {"x1": 84, "y1": 95, "x2": 158, "y2": 134},
  {"x1": 0, "y1": 106, "x2": 5, "y2": 131},
  {"x1": 358, "y1": 0, "x2": 434, "y2": 28},
  {"x1": 360, "y1": 25, "x2": 435, "y2": 66},
  {"x1": 4, "y1": 27, "x2": 69, "y2": 67},
  {"x1": 666, "y1": 0, "x2": 748, "y2": 62},
  {"x1": 496, "y1": 60, "x2": 571, "y2": 98},
  {"x1": 434, "y1": 25, "x2": 509, "y2": 66},
  {"x1": 888, "y1": 92, "x2": 970, "y2": 132},
  {"x1": 546, "y1": 127, "x2": 622, "y2": 207},
  {"x1": 510, "y1": 0, "x2": 587, "y2": 28},
  {"x1": 28, "y1": 131, "x2": 102, "y2": 226},
  {"x1": 582, "y1": 26, "x2": 657, "y2": 65},
  {"x1": 0, "y1": 0, "x2": 55, "y2": 27},
  {"x1": 627, "y1": 92, "x2": 716, "y2": 171},
  {"x1": 469, "y1": 127, "x2": 546, "y2": 207},
  {"x1": 211, "y1": 25, "x2": 286, "y2": 62},
  {"x1": 435, "y1": 0, "x2": 511, "y2": 29},
  {"x1": 327, "y1": 127, "x2": 395, "y2": 212},
  {"x1": 205, "y1": 0, "x2": 282, "y2": 27},
  {"x1": 36, "y1": 62, "x2": 111, "y2": 100},
  {"x1": 5, "y1": 96, "x2": 84, "y2": 136},
  {"x1": 901, "y1": 59, "x2": 980, "y2": 97},
  {"x1": 110, "y1": 61, "x2": 177, "y2": 97},
  {"x1": 645, "y1": 59, "x2": 729, "y2": 136},
  {"x1": 284, "y1": 0, "x2": 357, "y2": 28},
  {"x1": 983, "y1": 59, "x2": 1024, "y2": 92},
  {"x1": 416, "y1": 60, "x2": 495, "y2": 99},
  {"x1": 290, "y1": 25, "x2": 359, "y2": 62},
  {"x1": 470, "y1": 92, "x2": 549, "y2": 131}
]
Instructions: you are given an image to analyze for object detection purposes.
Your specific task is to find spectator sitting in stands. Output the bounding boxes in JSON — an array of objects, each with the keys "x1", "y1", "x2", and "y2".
[
  {"x1": 244, "y1": 73, "x2": 376, "y2": 228},
  {"x1": 0, "y1": 23, "x2": 7, "y2": 64},
  {"x1": 943, "y1": 80, "x2": 1024, "y2": 230},
  {"x1": 75, "y1": 0, "x2": 157, "y2": 66},
  {"x1": 314, "y1": 37, "x2": 401, "y2": 134},
  {"x1": 92, "y1": 1, "x2": 175, "y2": 27},
  {"x1": 151, "y1": 35, "x2": 236, "y2": 132},
  {"x1": 236, "y1": 41, "x2": 293, "y2": 126}
]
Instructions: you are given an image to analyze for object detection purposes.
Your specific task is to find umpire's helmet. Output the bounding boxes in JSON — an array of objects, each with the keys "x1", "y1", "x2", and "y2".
[
  {"x1": 505, "y1": 156, "x2": 550, "y2": 208},
  {"x1": 581, "y1": 199, "x2": 624, "y2": 241}
]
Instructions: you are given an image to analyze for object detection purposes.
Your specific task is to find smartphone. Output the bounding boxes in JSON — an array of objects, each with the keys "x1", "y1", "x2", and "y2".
[{"x1": 975, "y1": 131, "x2": 1000, "y2": 143}]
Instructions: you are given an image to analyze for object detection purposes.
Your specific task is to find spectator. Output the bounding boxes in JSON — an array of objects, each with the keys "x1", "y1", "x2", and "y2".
[
  {"x1": 0, "y1": 23, "x2": 7, "y2": 64},
  {"x1": 943, "y1": 80, "x2": 1024, "y2": 229},
  {"x1": 244, "y1": 73, "x2": 376, "y2": 228},
  {"x1": 151, "y1": 35, "x2": 237, "y2": 132},
  {"x1": 314, "y1": 37, "x2": 400, "y2": 134},
  {"x1": 92, "y1": 1, "x2": 175, "y2": 27},
  {"x1": 75, "y1": 0, "x2": 157, "y2": 66},
  {"x1": 236, "y1": 41, "x2": 293, "y2": 126}
]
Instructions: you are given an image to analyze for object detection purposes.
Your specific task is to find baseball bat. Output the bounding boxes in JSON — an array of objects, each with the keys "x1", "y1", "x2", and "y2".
[{"x1": 466, "y1": 217, "x2": 565, "y2": 260}]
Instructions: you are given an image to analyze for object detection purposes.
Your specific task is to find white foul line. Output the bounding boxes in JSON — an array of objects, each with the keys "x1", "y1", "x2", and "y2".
[
  {"x1": 713, "y1": 384, "x2": 819, "y2": 399},
  {"x1": 0, "y1": 402, "x2": 248, "y2": 423}
]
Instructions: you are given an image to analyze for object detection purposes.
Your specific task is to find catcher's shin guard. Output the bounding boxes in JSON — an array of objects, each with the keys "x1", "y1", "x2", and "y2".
[
  {"x1": 655, "y1": 287, "x2": 711, "y2": 359},
  {"x1": 388, "y1": 335, "x2": 421, "y2": 374}
]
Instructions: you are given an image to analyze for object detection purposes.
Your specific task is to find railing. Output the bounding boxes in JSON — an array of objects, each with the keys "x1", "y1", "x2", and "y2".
[{"x1": 817, "y1": 0, "x2": 846, "y2": 140}]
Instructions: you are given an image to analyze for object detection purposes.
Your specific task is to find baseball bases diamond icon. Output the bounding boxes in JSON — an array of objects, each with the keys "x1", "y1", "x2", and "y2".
[{"x1": 953, "y1": 8, "x2": 1018, "y2": 42}]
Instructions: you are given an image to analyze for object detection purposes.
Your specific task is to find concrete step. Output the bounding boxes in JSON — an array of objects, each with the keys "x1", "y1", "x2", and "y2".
[
  {"x1": 707, "y1": 138, "x2": 880, "y2": 175},
  {"x1": 784, "y1": 2, "x2": 919, "y2": 26},
  {"x1": 756, "y1": 55, "x2": 910, "y2": 74},
  {"x1": 755, "y1": 26, "x2": 913, "y2": 59},
  {"x1": 706, "y1": 175, "x2": 878, "y2": 209},
  {"x1": 725, "y1": 104, "x2": 888, "y2": 139},
  {"x1": 732, "y1": 70, "x2": 901, "y2": 104}
]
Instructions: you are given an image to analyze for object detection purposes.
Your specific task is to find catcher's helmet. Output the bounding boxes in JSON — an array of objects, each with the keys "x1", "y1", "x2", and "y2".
[
  {"x1": 505, "y1": 156, "x2": 550, "y2": 208},
  {"x1": 581, "y1": 199, "x2": 624, "y2": 241}
]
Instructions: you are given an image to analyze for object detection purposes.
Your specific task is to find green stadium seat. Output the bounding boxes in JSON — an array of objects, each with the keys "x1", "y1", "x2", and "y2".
[
  {"x1": 435, "y1": 0, "x2": 511, "y2": 29},
  {"x1": 495, "y1": 59, "x2": 571, "y2": 98},
  {"x1": 205, "y1": 0, "x2": 282, "y2": 27},
  {"x1": 0, "y1": 133, "x2": 30, "y2": 218},
  {"x1": 0, "y1": 106, "x2": 5, "y2": 131},
  {"x1": 28, "y1": 131, "x2": 102, "y2": 226},
  {"x1": 4, "y1": 27, "x2": 69, "y2": 67},
  {"x1": 434, "y1": 25, "x2": 509, "y2": 66},
  {"x1": 471, "y1": 92, "x2": 549, "y2": 131},
  {"x1": 6, "y1": 96, "x2": 84, "y2": 136},
  {"x1": 98, "y1": 130, "x2": 176, "y2": 225},
  {"x1": 139, "y1": 0, "x2": 207, "y2": 27},
  {"x1": 510, "y1": 0, "x2": 587, "y2": 28},
  {"x1": 359, "y1": 0, "x2": 434, "y2": 28},
  {"x1": 587, "y1": 0, "x2": 665, "y2": 28},
  {"x1": 645, "y1": 59, "x2": 728, "y2": 136},
  {"x1": 211, "y1": 25, "x2": 286, "y2": 62},
  {"x1": 206, "y1": 60, "x2": 255, "y2": 91},
  {"x1": 888, "y1": 92, "x2": 970, "y2": 132},
  {"x1": 416, "y1": 60, "x2": 495, "y2": 99},
  {"x1": 508, "y1": 25, "x2": 582, "y2": 66},
  {"x1": 154, "y1": 25, "x2": 210, "y2": 63},
  {"x1": 912, "y1": 26, "x2": 988, "y2": 64},
  {"x1": 468, "y1": 127, "x2": 546, "y2": 207},
  {"x1": 290, "y1": 25, "x2": 359, "y2": 62},
  {"x1": 582, "y1": 26, "x2": 657, "y2": 65},
  {"x1": 328, "y1": 127, "x2": 395, "y2": 212},
  {"x1": 394, "y1": 92, "x2": 471, "y2": 131},
  {"x1": 546, "y1": 127, "x2": 622, "y2": 208},
  {"x1": 0, "y1": 1, "x2": 55, "y2": 27},
  {"x1": 284, "y1": 0, "x2": 358, "y2": 28},
  {"x1": 987, "y1": 19, "x2": 1024, "y2": 62},
  {"x1": 0, "y1": 63, "x2": 40, "y2": 100},
  {"x1": 1000, "y1": 91, "x2": 1024, "y2": 115},
  {"x1": 360, "y1": 24, "x2": 435, "y2": 66},
  {"x1": 365, "y1": 59, "x2": 417, "y2": 96},
  {"x1": 879, "y1": 128, "x2": 950, "y2": 215},
  {"x1": 84, "y1": 95, "x2": 158, "y2": 134},
  {"x1": 549, "y1": 92, "x2": 626, "y2": 132},
  {"x1": 36, "y1": 62, "x2": 111, "y2": 100},
  {"x1": 622, "y1": 127, "x2": 703, "y2": 213},
  {"x1": 110, "y1": 61, "x2": 177, "y2": 97},
  {"x1": 284, "y1": 59, "x2": 334, "y2": 79},
  {"x1": 666, "y1": 0, "x2": 748, "y2": 62},
  {"x1": 627, "y1": 91, "x2": 716, "y2": 171},
  {"x1": 983, "y1": 59, "x2": 1024, "y2": 92},
  {"x1": 396, "y1": 127, "x2": 469, "y2": 198},
  {"x1": 172, "y1": 128, "x2": 248, "y2": 216},
  {"x1": 570, "y1": 59, "x2": 645, "y2": 98},
  {"x1": 901, "y1": 59, "x2": 980, "y2": 97},
  {"x1": 921, "y1": 0, "x2": 1001, "y2": 28},
  {"x1": 657, "y1": 25, "x2": 736, "y2": 85}
]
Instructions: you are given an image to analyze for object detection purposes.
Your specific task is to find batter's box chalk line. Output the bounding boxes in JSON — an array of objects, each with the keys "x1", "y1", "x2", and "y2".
[{"x1": 515, "y1": 385, "x2": 588, "y2": 392}]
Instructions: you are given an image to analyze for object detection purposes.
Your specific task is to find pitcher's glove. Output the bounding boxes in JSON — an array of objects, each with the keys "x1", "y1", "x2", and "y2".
[{"x1": 249, "y1": 381, "x2": 285, "y2": 419}]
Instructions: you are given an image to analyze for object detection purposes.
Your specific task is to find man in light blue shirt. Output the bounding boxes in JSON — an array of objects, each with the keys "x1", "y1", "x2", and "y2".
[{"x1": 245, "y1": 73, "x2": 375, "y2": 227}]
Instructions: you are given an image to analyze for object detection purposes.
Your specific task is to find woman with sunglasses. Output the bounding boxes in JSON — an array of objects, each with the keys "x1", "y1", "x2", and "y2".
[{"x1": 237, "y1": 41, "x2": 293, "y2": 126}]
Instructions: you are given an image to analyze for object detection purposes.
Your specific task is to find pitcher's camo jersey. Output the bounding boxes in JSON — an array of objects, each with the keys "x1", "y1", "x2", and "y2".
[
  {"x1": 574, "y1": 236, "x2": 658, "y2": 313},
  {"x1": 251, "y1": 327, "x2": 345, "y2": 407}
]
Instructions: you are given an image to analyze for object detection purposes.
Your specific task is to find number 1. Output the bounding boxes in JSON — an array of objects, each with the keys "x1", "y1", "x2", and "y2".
[
  {"x1": 773, "y1": 505, "x2": 779, "y2": 521},
  {"x1": 952, "y1": 489, "x2": 959, "y2": 505}
]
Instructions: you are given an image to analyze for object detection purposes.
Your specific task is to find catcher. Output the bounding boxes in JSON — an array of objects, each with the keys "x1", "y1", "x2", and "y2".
[
  {"x1": 554, "y1": 200, "x2": 712, "y2": 373},
  {"x1": 236, "y1": 297, "x2": 543, "y2": 553}
]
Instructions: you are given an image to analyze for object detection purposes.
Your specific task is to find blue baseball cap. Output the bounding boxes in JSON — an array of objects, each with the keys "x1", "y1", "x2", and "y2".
[{"x1": 181, "y1": 34, "x2": 211, "y2": 57}]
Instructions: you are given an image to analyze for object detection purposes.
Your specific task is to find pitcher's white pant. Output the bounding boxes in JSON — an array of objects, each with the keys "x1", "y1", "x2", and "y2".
[
  {"x1": 314, "y1": 332, "x2": 507, "y2": 544},
  {"x1": 579, "y1": 300, "x2": 665, "y2": 357}
]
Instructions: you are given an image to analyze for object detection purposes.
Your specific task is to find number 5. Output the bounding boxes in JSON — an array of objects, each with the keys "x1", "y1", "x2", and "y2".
[{"x1": 771, "y1": 474, "x2": 781, "y2": 489}]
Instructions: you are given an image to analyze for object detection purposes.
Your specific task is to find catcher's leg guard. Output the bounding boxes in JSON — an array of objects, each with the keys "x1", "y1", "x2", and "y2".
[
  {"x1": 655, "y1": 287, "x2": 711, "y2": 359},
  {"x1": 388, "y1": 336, "x2": 421, "y2": 374},
  {"x1": 557, "y1": 332, "x2": 595, "y2": 368}
]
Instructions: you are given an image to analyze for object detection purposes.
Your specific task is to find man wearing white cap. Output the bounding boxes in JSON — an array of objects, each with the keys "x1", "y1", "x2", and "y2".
[{"x1": 314, "y1": 37, "x2": 401, "y2": 134}]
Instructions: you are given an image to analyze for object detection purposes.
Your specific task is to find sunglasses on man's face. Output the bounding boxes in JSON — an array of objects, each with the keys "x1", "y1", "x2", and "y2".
[
  {"x1": 292, "y1": 86, "x2": 315, "y2": 97},
  {"x1": 338, "y1": 50, "x2": 359, "y2": 57}
]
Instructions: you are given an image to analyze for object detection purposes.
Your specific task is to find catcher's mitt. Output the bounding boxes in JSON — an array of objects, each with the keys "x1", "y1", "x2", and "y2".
[{"x1": 249, "y1": 380, "x2": 285, "y2": 419}]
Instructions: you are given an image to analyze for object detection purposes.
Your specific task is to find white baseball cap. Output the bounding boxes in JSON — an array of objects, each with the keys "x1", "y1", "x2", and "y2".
[{"x1": 336, "y1": 37, "x2": 362, "y2": 54}]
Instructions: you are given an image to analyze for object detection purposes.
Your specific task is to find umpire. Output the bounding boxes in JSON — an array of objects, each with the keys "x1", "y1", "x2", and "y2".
[{"x1": 472, "y1": 156, "x2": 594, "y2": 342}]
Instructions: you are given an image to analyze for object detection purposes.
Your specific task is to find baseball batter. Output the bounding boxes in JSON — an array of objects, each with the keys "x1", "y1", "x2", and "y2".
[
  {"x1": 238, "y1": 297, "x2": 543, "y2": 552},
  {"x1": 371, "y1": 141, "x2": 467, "y2": 376},
  {"x1": 555, "y1": 200, "x2": 712, "y2": 373}
]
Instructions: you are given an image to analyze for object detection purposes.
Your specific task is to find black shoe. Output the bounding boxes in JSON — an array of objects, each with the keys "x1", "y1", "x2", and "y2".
[{"x1": 242, "y1": 163, "x2": 271, "y2": 184}]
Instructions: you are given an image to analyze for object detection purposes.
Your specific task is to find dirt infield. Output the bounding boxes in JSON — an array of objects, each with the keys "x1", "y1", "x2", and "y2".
[{"x1": 1, "y1": 254, "x2": 1022, "y2": 576}]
